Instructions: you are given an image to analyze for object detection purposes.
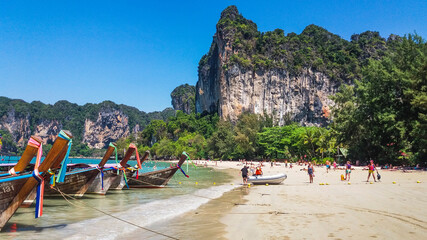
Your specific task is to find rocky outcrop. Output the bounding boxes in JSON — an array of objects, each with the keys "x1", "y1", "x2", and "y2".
[
  {"x1": 171, "y1": 84, "x2": 195, "y2": 114},
  {"x1": 197, "y1": 65, "x2": 335, "y2": 125},
  {"x1": 34, "y1": 120, "x2": 62, "y2": 144},
  {"x1": 195, "y1": 6, "x2": 393, "y2": 126},
  {"x1": 0, "y1": 109, "x2": 31, "y2": 146},
  {"x1": 195, "y1": 6, "x2": 339, "y2": 126},
  {"x1": 83, "y1": 109, "x2": 130, "y2": 148}
]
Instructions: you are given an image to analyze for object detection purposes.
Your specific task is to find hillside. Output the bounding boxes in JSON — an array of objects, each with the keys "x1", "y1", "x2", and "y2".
[{"x1": 0, "y1": 97, "x2": 175, "y2": 154}]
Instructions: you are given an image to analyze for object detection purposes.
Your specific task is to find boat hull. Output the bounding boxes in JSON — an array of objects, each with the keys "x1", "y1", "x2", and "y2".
[
  {"x1": 0, "y1": 176, "x2": 30, "y2": 211},
  {"x1": 86, "y1": 169, "x2": 119, "y2": 194},
  {"x1": 109, "y1": 171, "x2": 134, "y2": 190},
  {"x1": 127, "y1": 167, "x2": 179, "y2": 188},
  {"x1": 44, "y1": 168, "x2": 100, "y2": 197},
  {"x1": 247, "y1": 173, "x2": 287, "y2": 185}
]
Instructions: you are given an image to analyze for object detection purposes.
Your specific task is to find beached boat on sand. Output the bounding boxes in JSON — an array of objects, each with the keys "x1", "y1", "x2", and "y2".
[
  {"x1": 247, "y1": 173, "x2": 287, "y2": 185},
  {"x1": 0, "y1": 130, "x2": 73, "y2": 230},
  {"x1": 127, "y1": 152, "x2": 188, "y2": 188}
]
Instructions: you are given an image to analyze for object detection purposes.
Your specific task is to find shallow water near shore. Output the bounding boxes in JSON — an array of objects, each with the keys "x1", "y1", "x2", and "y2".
[{"x1": 0, "y1": 158, "x2": 237, "y2": 239}]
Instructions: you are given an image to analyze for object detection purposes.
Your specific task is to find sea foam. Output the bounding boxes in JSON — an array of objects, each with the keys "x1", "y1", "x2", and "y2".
[{"x1": 64, "y1": 184, "x2": 238, "y2": 239}]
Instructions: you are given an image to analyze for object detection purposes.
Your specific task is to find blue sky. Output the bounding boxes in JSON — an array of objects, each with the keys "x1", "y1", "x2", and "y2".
[{"x1": 1, "y1": 0, "x2": 426, "y2": 112}]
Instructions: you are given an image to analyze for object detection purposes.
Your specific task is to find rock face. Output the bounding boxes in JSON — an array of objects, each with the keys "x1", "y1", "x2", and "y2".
[
  {"x1": 83, "y1": 109, "x2": 130, "y2": 148},
  {"x1": 34, "y1": 120, "x2": 62, "y2": 144},
  {"x1": 195, "y1": 6, "x2": 338, "y2": 126},
  {"x1": 0, "y1": 109, "x2": 31, "y2": 145},
  {"x1": 171, "y1": 84, "x2": 196, "y2": 114},
  {"x1": 197, "y1": 63, "x2": 336, "y2": 126}
]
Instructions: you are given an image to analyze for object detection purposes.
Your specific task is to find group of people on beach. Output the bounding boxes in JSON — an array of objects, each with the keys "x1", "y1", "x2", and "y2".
[
  {"x1": 240, "y1": 159, "x2": 381, "y2": 184},
  {"x1": 306, "y1": 159, "x2": 379, "y2": 183}
]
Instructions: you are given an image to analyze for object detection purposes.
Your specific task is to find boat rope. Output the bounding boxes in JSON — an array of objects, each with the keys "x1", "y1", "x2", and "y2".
[
  {"x1": 50, "y1": 187, "x2": 179, "y2": 240},
  {"x1": 56, "y1": 132, "x2": 73, "y2": 183}
]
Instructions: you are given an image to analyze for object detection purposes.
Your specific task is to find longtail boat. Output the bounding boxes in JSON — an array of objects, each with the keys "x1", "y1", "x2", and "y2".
[
  {"x1": 0, "y1": 130, "x2": 73, "y2": 230},
  {"x1": 21, "y1": 143, "x2": 116, "y2": 201},
  {"x1": 127, "y1": 152, "x2": 188, "y2": 188},
  {"x1": 87, "y1": 144, "x2": 149, "y2": 194},
  {"x1": 78, "y1": 143, "x2": 119, "y2": 195},
  {"x1": 108, "y1": 143, "x2": 142, "y2": 190}
]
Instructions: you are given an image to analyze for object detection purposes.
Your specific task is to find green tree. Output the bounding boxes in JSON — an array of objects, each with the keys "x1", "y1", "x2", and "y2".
[{"x1": 207, "y1": 120, "x2": 235, "y2": 159}]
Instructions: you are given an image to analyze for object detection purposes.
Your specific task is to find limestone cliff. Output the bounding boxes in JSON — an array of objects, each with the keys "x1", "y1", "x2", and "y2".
[
  {"x1": 196, "y1": 6, "x2": 390, "y2": 126},
  {"x1": 83, "y1": 109, "x2": 130, "y2": 148},
  {"x1": 171, "y1": 84, "x2": 196, "y2": 114},
  {"x1": 34, "y1": 120, "x2": 62, "y2": 144},
  {"x1": 0, "y1": 108, "x2": 31, "y2": 145}
]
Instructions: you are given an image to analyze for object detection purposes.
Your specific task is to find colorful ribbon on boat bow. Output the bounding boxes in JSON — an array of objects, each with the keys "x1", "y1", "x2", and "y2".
[
  {"x1": 29, "y1": 137, "x2": 44, "y2": 218},
  {"x1": 96, "y1": 165, "x2": 104, "y2": 190},
  {"x1": 183, "y1": 151, "x2": 197, "y2": 169},
  {"x1": 177, "y1": 164, "x2": 189, "y2": 178},
  {"x1": 128, "y1": 144, "x2": 142, "y2": 179},
  {"x1": 56, "y1": 131, "x2": 73, "y2": 183}
]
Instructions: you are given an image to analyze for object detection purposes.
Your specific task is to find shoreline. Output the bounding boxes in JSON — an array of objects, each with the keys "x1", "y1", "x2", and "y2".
[{"x1": 142, "y1": 160, "x2": 427, "y2": 239}]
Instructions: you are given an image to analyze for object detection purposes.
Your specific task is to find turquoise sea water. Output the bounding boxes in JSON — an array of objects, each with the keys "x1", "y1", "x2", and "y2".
[{"x1": 0, "y1": 158, "x2": 237, "y2": 239}]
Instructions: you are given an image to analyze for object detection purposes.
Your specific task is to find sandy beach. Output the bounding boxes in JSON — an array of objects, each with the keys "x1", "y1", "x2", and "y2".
[{"x1": 142, "y1": 161, "x2": 427, "y2": 240}]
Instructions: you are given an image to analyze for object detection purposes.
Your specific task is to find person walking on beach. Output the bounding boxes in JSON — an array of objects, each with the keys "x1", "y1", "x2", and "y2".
[
  {"x1": 307, "y1": 162, "x2": 314, "y2": 183},
  {"x1": 367, "y1": 160, "x2": 377, "y2": 182},
  {"x1": 326, "y1": 160, "x2": 331, "y2": 173},
  {"x1": 241, "y1": 165, "x2": 249, "y2": 184},
  {"x1": 333, "y1": 161, "x2": 337, "y2": 171},
  {"x1": 345, "y1": 161, "x2": 351, "y2": 181}
]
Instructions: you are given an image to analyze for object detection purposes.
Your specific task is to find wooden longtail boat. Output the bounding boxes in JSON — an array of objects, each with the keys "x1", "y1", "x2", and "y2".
[
  {"x1": 24, "y1": 143, "x2": 117, "y2": 200},
  {"x1": 108, "y1": 144, "x2": 141, "y2": 190},
  {"x1": 78, "y1": 144, "x2": 119, "y2": 195},
  {"x1": 0, "y1": 130, "x2": 73, "y2": 230},
  {"x1": 0, "y1": 136, "x2": 44, "y2": 210},
  {"x1": 127, "y1": 153, "x2": 188, "y2": 188}
]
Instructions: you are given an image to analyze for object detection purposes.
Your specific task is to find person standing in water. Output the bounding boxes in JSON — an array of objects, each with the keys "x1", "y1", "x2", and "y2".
[
  {"x1": 345, "y1": 161, "x2": 351, "y2": 181},
  {"x1": 367, "y1": 160, "x2": 377, "y2": 182},
  {"x1": 307, "y1": 162, "x2": 314, "y2": 183}
]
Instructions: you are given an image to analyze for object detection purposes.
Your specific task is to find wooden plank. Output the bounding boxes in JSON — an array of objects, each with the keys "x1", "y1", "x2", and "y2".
[
  {"x1": 10, "y1": 136, "x2": 43, "y2": 173},
  {"x1": 98, "y1": 144, "x2": 116, "y2": 168}
]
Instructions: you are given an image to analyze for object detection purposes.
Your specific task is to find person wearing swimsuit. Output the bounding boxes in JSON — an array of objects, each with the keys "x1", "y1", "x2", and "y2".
[
  {"x1": 367, "y1": 160, "x2": 377, "y2": 182},
  {"x1": 345, "y1": 161, "x2": 351, "y2": 181},
  {"x1": 307, "y1": 162, "x2": 314, "y2": 183}
]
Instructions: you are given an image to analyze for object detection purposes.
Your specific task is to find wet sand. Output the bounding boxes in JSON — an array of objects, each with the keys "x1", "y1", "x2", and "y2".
[{"x1": 143, "y1": 161, "x2": 427, "y2": 239}]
